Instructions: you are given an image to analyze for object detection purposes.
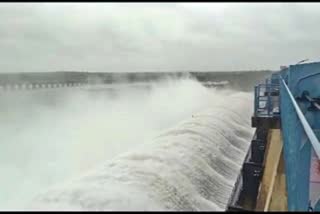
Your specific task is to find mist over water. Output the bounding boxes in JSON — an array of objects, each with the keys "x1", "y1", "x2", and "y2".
[{"x1": 0, "y1": 78, "x2": 253, "y2": 210}]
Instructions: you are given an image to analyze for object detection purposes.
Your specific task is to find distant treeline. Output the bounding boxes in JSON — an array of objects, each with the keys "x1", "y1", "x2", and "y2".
[{"x1": 0, "y1": 70, "x2": 273, "y2": 91}]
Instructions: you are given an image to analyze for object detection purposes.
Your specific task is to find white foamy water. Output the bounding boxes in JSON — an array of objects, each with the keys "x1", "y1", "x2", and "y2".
[
  {"x1": 0, "y1": 78, "x2": 253, "y2": 211},
  {"x1": 27, "y1": 88, "x2": 253, "y2": 211}
]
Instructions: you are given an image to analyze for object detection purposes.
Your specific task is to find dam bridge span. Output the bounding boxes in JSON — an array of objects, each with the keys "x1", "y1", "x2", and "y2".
[{"x1": 0, "y1": 70, "x2": 271, "y2": 91}]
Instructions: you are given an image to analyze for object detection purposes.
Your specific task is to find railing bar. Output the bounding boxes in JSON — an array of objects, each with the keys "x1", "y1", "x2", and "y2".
[
  {"x1": 314, "y1": 103, "x2": 320, "y2": 110},
  {"x1": 281, "y1": 78, "x2": 320, "y2": 159},
  {"x1": 305, "y1": 95, "x2": 320, "y2": 110}
]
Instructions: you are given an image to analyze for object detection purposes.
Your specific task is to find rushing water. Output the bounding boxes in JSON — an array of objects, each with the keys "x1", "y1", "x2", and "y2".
[{"x1": 0, "y1": 78, "x2": 254, "y2": 211}]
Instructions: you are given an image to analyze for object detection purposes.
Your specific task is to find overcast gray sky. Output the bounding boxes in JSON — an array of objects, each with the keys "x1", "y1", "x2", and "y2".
[{"x1": 1, "y1": 2, "x2": 320, "y2": 73}]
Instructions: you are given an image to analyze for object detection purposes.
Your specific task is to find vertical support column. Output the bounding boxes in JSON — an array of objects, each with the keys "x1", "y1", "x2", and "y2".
[
  {"x1": 255, "y1": 129, "x2": 284, "y2": 211},
  {"x1": 251, "y1": 139, "x2": 266, "y2": 164},
  {"x1": 269, "y1": 150, "x2": 287, "y2": 211},
  {"x1": 254, "y1": 86, "x2": 258, "y2": 116}
]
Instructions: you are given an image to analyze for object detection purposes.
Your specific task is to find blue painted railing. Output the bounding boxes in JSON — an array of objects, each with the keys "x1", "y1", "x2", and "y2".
[
  {"x1": 281, "y1": 79, "x2": 320, "y2": 158},
  {"x1": 279, "y1": 62, "x2": 320, "y2": 211},
  {"x1": 280, "y1": 77, "x2": 320, "y2": 211},
  {"x1": 254, "y1": 63, "x2": 320, "y2": 211}
]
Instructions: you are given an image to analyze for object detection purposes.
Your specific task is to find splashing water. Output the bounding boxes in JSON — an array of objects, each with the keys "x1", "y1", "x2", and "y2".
[
  {"x1": 0, "y1": 77, "x2": 253, "y2": 210},
  {"x1": 24, "y1": 83, "x2": 254, "y2": 211}
]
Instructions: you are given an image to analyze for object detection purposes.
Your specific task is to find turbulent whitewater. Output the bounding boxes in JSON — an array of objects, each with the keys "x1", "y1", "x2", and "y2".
[
  {"x1": 0, "y1": 78, "x2": 253, "y2": 211},
  {"x1": 24, "y1": 83, "x2": 254, "y2": 211}
]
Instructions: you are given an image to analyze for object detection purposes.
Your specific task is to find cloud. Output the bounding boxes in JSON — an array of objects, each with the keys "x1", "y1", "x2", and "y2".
[{"x1": 0, "y1": 3, "x2": 320, "y2": 72}]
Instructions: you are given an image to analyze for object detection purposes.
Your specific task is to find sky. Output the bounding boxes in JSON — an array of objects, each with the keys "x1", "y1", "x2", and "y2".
[{"x1": 0, "y1": 2, "x2": 320, "y2": 73}]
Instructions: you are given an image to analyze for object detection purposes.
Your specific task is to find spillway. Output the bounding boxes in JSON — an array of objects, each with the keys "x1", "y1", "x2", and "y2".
[
  {"x1": 25, "y1": 89, "x2": 254, "y2": 211},
  {"x1": 5, "y1": 63, "x2": 320, "y2": 211}
]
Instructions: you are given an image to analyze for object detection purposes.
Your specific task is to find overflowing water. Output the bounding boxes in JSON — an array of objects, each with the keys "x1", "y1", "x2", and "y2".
[{"x1": 0, "y1": 78, "x2": 254, "y2": 211}]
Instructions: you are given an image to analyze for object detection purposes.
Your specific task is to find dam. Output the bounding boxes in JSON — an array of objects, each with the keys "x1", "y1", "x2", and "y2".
[
  {"x1": 2, "y1": 2, "x2": 320, "y2": 211},
  {"x1": 1, "y1": 67, "x2": 311, "y2": 211}
]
